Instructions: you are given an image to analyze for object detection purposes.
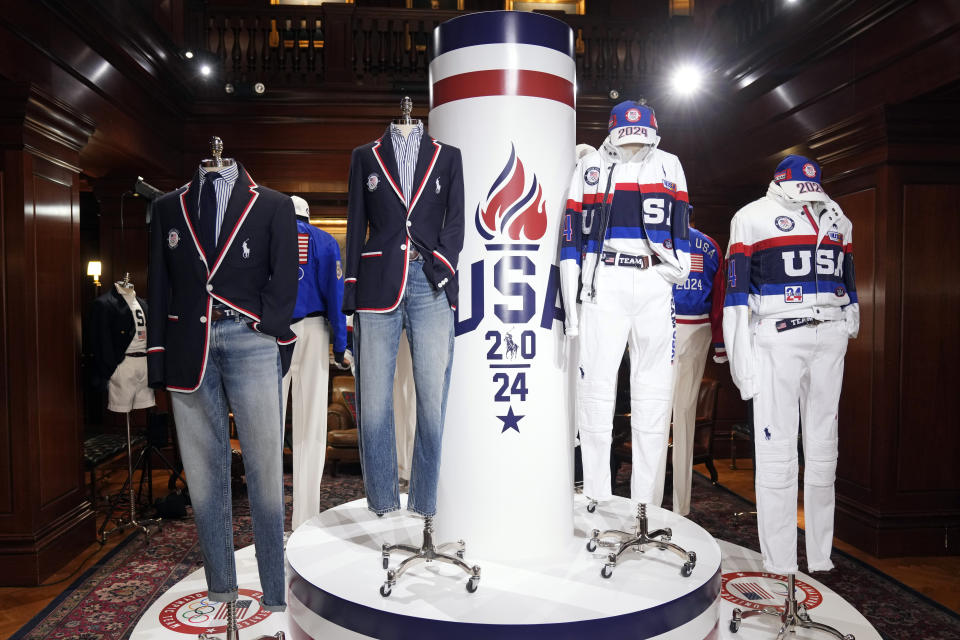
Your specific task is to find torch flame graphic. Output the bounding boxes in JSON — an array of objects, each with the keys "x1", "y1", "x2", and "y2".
[{"x1": 476, "y1": 144, "x2": 548, "y2": 242}]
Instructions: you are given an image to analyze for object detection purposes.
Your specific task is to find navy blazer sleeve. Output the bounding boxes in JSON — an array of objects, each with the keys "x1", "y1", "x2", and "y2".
[
  {"x1": 421, "y1": 147, "x2": 465, "y2": 298},
  {"x1": 342, "y1": 148, "x2": 366, "y2": 315},
  {"x1": 256, "y1": 196, "x2": 299, "y2": 337},
  {"x1": 147, "y1": 207, "x2": 169, "y2": 388}
]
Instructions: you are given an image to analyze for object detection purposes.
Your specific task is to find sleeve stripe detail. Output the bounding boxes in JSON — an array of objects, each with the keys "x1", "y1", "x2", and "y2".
[
  {"x1": 565, "y1": 199, "x2": 583, "y2": 213},
  {"x1": 147, "y1": 346, "x2": 165, "y2": 353},
  {"x1": 433, "y1": 250, "x2": 455, "y2": 275},
  {"x1": 345, "y1": 277, "x2": 357, "y2": 283}
]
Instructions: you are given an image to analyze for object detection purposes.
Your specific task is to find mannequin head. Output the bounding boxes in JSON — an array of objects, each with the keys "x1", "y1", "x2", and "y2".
[
  {"x1": 772, "y1": 155, "x2": 829, "y2": 202},
  {"x1": 607, "y1": 100, "x2": 661, "y2": 148}
]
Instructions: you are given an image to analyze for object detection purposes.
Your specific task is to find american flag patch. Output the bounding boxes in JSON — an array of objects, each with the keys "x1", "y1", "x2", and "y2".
[
  {"x1": 690, "y1": 254, "x2": 704, "y2": 273},
  {"x1": 731, "y1": 582, "x2": 774, "y2": 601},
  {"x1": 298, "y1": 233, "x2": 309, "y2": 264}
]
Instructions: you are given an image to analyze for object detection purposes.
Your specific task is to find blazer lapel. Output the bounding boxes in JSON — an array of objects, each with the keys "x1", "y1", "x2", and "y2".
[
  {"x1": 372, "y1": 127, "x2": 406, "y2": 207},
  {"x1": 408, "y1": 133, "x2": 441, "y2": 213},
  {"x1": 208, "y1": 164, "x2": 260, "y2": 279},
  {"x1": 179, "y1": 172, "x2": 210, "y2": 274}
]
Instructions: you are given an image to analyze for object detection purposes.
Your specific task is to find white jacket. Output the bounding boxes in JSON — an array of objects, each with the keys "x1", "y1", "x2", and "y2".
[
  {"x1": 559, "y1": 136, "x2": 692, "y2": 335},
  {"x1": 722, "y1": 182, "x2": 859, "y2": 400}
]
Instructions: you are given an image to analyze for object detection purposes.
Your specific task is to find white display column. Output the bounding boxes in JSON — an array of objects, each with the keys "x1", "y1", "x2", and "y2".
[{"x1": 429, "y1": 11, "x2": 577, "y2": 560}]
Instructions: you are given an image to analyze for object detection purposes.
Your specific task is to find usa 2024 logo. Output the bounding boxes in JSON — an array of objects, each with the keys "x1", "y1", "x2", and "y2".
[{"x1": 456, "y1": 144, "x2": 564, "y2": 433}]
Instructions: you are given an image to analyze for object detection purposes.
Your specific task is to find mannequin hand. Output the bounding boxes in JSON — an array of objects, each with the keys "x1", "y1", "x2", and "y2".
[{"x1": 334, "y1": 350, "x2": 353, "y2": 370}]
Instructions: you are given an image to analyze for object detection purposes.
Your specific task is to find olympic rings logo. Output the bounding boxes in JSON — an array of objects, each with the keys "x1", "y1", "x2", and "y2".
[{"x1": 181, "y1": 599, "x2": 216, "y2": 623}]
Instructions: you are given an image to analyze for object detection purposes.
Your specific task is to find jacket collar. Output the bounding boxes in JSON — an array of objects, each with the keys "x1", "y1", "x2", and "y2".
[
  {"x1": 180, "y1": 162, "x2": 259, "y2": 277},
  {"x1": 372, "y1": 125, "x2": 439, "y2": 212},
  {"x1": 601, "y1": 135, "x2": 659, "y2": 164}
]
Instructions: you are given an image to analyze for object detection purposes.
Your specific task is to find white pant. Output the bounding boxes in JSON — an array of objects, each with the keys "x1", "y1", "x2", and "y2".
[
  {"x1": 282, "y1": 317, "x2": 331, "y2": 530},
  {"x1": 578, "y1": 263, "x2": 675, "y2": 503},
  {"x1": 753, "y1": 317, "x2": 848, "y2": 573},
  {"x1": 655, "y1": 322, "x2": 711, "y2": 516},
  {"x1": 107, "y1": 355, "x2": 155, "y2": 413},
  {"x1": 393, "y1": 330, "x2": 416, "y2": 482}
]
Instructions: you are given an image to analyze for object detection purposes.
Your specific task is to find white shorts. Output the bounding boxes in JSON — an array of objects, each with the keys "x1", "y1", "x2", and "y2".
[{"x1": 107, "y1": 355, "x2": 156, "y2": 413}]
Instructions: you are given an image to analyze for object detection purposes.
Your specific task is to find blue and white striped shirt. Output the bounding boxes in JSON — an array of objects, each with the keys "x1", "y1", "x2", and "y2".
[
  {"x1": 198, "y1": 163, "x2": 239, "y2": 243},
  {"x1": 390, "y1": 122, "x2": 422, "y2": 206}
]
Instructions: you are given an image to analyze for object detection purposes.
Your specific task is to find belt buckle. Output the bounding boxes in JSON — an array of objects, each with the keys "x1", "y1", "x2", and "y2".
[
  {"x1": 211, "y1": 308, "x2": 224, "y2": 322},
  {"x1": 808, "y1": 318, "x2": 825, "y2": 326}
]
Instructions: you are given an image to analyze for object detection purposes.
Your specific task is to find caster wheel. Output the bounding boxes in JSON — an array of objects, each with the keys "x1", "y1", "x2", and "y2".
[
  {"x1": 729, "y1": 618, "x2": 740, "y2": 633},
  {"x1": 681, "y1": 562, "x2": 694, "y2": 577},
  {"x1": 379, "y1": 584, "x2": 392, "y2": 598},
  {"x1": 466, "y1": 577, "x2": 480, "y2": 593},
  {"x1": 601, "y1": 565, "x2": 613, "y2": 579},
  {"x1": 382, "y1": 556, "x2": 389, "y2": 570},
  {"x1": 587, "y1": 502, "x2": 596, "y2": 513},
  {"x1": 586, "y1": 539, "x2": 597, "y2": 552},
  {"x1": 687, "y1": 551, "x2": 697, "y2": 563}
]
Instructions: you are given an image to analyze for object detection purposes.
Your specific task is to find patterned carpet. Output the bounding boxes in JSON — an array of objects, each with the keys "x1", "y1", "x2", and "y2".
[{"x1": 11, "y1": 467, "x2": 960, "y2": 640}]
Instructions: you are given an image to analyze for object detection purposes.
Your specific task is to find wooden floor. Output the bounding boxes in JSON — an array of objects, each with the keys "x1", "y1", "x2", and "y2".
[{"x1": 1, "y1": 458, "x2": 957, "y2": 638}]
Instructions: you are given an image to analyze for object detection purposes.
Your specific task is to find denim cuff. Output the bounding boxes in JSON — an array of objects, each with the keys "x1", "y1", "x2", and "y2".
[
  {"x1": 260, "y1": 600, "x2": 286, "y2": 613},
  {"x1": 206, "y1": 588, "x2": 239, "y2": 603},
  {"x1": 406, "y1": 503, "x2": 437, "y2": 518},
  {"x1": 367, "y1": 502, "x2": 400, "y2": 516}
]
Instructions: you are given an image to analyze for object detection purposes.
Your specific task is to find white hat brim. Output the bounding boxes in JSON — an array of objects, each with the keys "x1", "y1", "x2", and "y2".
[
  {"x1": 610, "y1": 126, "x2": 658, "y2": 146},
  {"x1": 780, "y1": 180, "x2": 830, "y2": 202}
]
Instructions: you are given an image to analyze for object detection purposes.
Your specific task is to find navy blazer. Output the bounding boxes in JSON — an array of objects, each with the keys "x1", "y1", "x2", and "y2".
[
  {"x1": 147, "y1": 164, "x2": 298, "y2": 392},
  {"x1": 343, "y1": 127, "x2": 464, "y2": 314}
]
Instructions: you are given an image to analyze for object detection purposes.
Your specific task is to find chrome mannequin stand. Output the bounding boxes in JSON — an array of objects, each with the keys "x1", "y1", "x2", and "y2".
[
  {"x1": 379, "y1": 516, "x2": 481, "y2": 597},
  {"x1": 99, "y1": 411, "x2": 162, "y2": 543},
  {"x1": 730, "y1": 573, "x2": 854, "y2": 639},
  {"x1": 197, "y1": 601, "x2": 285, "y2": 640},
  {"x1": 586, "y1": 503, "x2": 696, "y2": 578}
]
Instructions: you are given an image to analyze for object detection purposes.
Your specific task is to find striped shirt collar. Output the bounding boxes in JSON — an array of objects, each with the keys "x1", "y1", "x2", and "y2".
[
  {"x1": 197, "y1": 163, "x2": 240, "y2": 243},
  {"x1": 389, "y1": 122, "x2": 423, "y2": 206}
]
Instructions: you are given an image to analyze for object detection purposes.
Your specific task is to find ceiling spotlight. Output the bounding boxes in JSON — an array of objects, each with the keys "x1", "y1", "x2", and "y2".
[
  {"x1": 254, "y1": 82, "x2": 266, "y2": 95},
  {"x1": 200, "y1": 64, "x2": 212, "y2": 77},
  {"x1": 671, "y1": 64, "x2": 704, "y2": 97},
  {"x1": 609, "y1": 88, "x2": 620, "y2": 100},
  {"x1": 224, "y1": 83, "x2": 235, "y2": 94},
  {"x1": 184, "y1": 50, "x2": 194, "y2": 59}
]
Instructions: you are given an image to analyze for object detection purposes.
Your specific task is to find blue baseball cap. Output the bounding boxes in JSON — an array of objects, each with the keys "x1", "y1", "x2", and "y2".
[
  {"x1": 773, "y1": 155, "x2": 829, "y2": 201},
  {"x1": 608, "y1": 101, "x2": 659, "y2": 146}
]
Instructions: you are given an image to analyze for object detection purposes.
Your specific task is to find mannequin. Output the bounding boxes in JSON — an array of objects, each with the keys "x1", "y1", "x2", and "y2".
[
  {"x1": 147, "y1": 136, "x2": 296, "y2": 640},
  {"x1": 89, "y1": 272, "x2": 161, "y2": 542},
  {"x1": 283, "y1": 195, "x2": 349, "y2": 530},
  {"x1": 653, "y1": 219, "x2": 727, "y2": 516},
  {"x1": 724, "y1": 155, "x2": 857, "y2": 639},
  {"x1": 343, "y1": 98, "x2": 479, "y2": 595},
  {"x1": 560, "y1": 100, "x2": 697, "y2": 578}
]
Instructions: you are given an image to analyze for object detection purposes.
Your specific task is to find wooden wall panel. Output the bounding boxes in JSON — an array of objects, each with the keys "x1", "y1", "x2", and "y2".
[
  {"x1": 0, "y1": 169, "x2": 7, "y2": 515},
  {"x1": 32, "y1": 169, "x2": 81, "y2": 506},
  {"x1": 898, "y1": 184, "x2": 960, "y2": 494},
  {"x1": 834, "y1": 187, "x2": 876, "y2": 492}
]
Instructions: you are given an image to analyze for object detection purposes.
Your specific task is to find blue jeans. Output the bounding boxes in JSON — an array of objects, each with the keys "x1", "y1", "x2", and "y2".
[
  {"x1": 354, "y1": 259, "x2": 455, "y2": 516},
  {"x1": 170, "y1": 315, "x2": 286, "y2": 611}
]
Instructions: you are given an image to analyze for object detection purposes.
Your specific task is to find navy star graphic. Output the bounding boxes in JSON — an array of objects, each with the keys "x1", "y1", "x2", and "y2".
[{"x1": 497, "y1": 406, "x2": 523, "y2": 433}]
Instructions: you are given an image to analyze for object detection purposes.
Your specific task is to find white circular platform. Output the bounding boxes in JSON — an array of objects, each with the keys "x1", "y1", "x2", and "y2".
[
  {"x1": 129, "y1": 497, "x2": 882, "y2": 640},
  {"x1": 285, "y1": 494, "x2": 722, "y2": 639}
]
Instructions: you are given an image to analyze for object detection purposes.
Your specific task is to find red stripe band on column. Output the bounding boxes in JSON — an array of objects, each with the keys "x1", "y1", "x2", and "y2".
[{"x1": 432, "y1": 69, "x2": 574, "y2": 109}]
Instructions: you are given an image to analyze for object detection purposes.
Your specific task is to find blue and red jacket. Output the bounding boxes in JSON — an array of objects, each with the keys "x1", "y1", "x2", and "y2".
[
  {"x1": 293, "y1": 217, "x2": 347, "y2": 354},
  {"x1": 674, "y1": 227, "x2": 726, "y2": 360}
]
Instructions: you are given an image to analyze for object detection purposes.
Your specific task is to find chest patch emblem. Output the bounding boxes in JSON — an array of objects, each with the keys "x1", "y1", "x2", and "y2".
[
  {"x1": 167, "y1": 228, "x2": 181, "y2": 249},
  {"x1": 775, "y1": 216, "x2": 795, "y2": 232},
  {"x1": 435, "y1": 178, "x2": 441, "y2": 194},
  {"x1": 584, "y1": 166, "x2": 600, "y2": 186},
  {"x1": 242, "y1": 239, "x2": 251, "y2": 259},
  {"x1": 366, "y1": 173, "x2": 380, "y2": 192}
]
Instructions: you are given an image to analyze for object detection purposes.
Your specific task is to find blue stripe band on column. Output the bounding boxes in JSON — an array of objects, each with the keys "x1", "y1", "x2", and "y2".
[
  {"x1": 433, "y1": 10, "x2": 574, "y2": 59},
  {"x1": 289, "y1": 566, "x2": 721, "y2": 640}
]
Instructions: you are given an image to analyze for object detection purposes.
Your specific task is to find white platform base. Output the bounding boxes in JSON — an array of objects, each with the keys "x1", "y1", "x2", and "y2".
[
  {"x1": 130, "y1": 496, "x2": 881, "y2": 640},
  {"x1": 285, "y1": 494, "x2": 721, "y2": 639}
]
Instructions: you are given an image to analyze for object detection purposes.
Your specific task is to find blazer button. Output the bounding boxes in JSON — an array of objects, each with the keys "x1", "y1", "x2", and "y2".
[
  {"x1": 400, "y1": 244, "x2": 407, "y2": 250},
  {"x1": 200, "y1": 316, "x2": 207, "y2": 323},
  {"x1": 406, "y1": 220, "x2": 412, "y2": 227},
  {"x1": 206, "y1": 284, "x2": 213, "y2": 292}
]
